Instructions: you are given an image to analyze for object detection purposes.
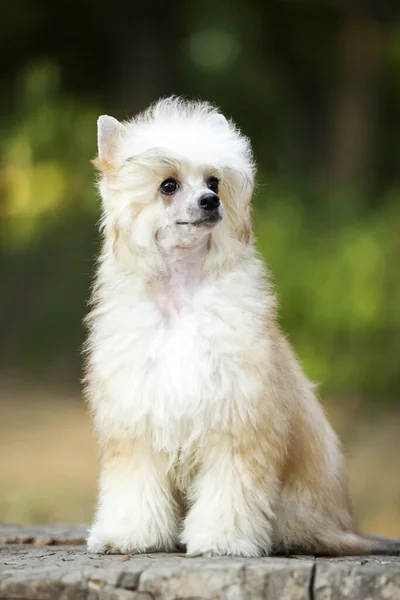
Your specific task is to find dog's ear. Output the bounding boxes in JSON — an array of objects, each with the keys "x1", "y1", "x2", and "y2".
[
  {"x1": 222, "y1": 168, "x2": 254, "y2": 244},
  {"x1": 93, "y1": 115, "x2": 125, "y2": 174},
  {"x1": 97, "y1": 115, "x2": 125, "y2": 158}
]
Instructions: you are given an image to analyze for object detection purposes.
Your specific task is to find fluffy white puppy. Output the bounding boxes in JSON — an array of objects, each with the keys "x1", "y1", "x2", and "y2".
[{"x1": 85, "y1": 97, "x2": 397, "y2": 557}]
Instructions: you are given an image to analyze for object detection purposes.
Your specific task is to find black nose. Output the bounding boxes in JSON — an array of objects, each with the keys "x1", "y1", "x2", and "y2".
[{"x1": 199, "y1": 193, "x2": 220, "y2": 211}]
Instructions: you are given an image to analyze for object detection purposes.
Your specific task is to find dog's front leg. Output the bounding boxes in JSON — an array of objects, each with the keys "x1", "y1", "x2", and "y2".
[
  {"x1": 182, "y1": 433, "x2": 278, "y2": 557},
  {"x1": 87, "y1": 438, "x2": 178, "y2": 554}
]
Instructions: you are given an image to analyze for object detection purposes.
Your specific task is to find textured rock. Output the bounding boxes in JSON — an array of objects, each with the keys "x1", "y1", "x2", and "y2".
[
  {"x1": 314, "y1": 557, "x2": 400, "y2": 600},
  {"x1": 0, "y1": 525, "x2": 399, "y2": 599}
]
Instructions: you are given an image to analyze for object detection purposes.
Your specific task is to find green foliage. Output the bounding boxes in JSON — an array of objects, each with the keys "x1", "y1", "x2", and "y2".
[
  {"x1": 1, "y1": 63, "x2": 99, "y2": 376},
  {"x1": 254, "y1": 183, "x2": 400, "y2": 398}
]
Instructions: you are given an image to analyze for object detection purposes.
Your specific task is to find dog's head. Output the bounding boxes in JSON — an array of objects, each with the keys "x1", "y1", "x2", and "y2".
[{"x1": 94, "y1": 97, "x2": 255, "y2": 274}]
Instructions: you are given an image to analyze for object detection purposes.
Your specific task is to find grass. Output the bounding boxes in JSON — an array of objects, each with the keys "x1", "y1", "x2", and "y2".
[{"x1": 0, "y1": 381, "x2": 399, "y2": 536}]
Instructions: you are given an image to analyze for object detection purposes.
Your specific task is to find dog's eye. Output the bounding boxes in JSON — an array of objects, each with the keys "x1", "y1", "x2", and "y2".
[
  {"x1": 206, "y1": 176, "x2": 219, "y2": 194},
  {"x1": 160, "y1": 178, "x2": 179, "y2": 195}
]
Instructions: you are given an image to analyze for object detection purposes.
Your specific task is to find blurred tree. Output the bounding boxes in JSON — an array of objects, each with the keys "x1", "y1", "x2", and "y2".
[{"x1": 327, "y1": 0, "x2": 382, "y2": 189}]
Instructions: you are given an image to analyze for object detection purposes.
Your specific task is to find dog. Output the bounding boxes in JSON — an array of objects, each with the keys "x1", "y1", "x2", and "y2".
[{"x1": 84, "y1": 97, "x2": 399, "y2": 557}]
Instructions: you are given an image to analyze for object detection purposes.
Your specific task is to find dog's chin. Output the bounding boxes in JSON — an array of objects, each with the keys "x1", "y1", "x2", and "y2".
[
  {"x1": 176, "y1": 214, "x2": 222, "y2": 229},
  {"x1": 157, "y1": 216, "x2": 221, "y2": 252}
]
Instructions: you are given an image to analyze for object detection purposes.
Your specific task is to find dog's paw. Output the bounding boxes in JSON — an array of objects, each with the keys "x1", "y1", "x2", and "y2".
[
  {"x1": 185, "y1": 536, "x2": 264, "y2": 558},
  {"x1": 87, "y1": 527, "x2": 176, "y2": 555},
  {"x1": 87, "y1": 532, "x2": 129, "y2": 554},
  {"x1": 86, "y1": 535, "x2": 120, "y2": 554}
]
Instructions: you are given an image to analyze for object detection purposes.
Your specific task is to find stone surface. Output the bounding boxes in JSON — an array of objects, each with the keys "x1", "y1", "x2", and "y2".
[
  {"x1": 0, "y1": 524, "x2": 87, "y2": 546},
  {"x1": 0, "y1": 525, "x2": 399, "y2": 599}
]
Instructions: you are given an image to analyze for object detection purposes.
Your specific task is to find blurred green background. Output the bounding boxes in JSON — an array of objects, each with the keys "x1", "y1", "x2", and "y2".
[{"x1": 0, "y1": 0, "x2": 399, "y2": 534}]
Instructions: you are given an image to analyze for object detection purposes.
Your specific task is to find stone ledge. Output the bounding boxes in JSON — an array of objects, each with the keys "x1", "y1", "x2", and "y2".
[
  {"x1": 0, "y1": 524, "x2": 87, "y2": 547},
  {"x1": 0, "y1": 525, "x2": 399, "y2": 600}
]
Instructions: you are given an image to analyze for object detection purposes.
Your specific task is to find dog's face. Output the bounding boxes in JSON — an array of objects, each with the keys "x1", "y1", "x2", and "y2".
[
  {"x1": 94, "y1": 98, "x2": 255, "y2": 270},
  {"x1": 145, "y1": 162, "x2": 225, "y2": 252},
  {"x1": 158, "y1": 172, "x2": 222, "y2": 232}
]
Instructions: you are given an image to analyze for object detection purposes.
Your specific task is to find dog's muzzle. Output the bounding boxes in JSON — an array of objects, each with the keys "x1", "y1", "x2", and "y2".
[
  {"x1": 198, "y1": 192, "x2": 220, "y2": 212},
  {"x1": 176, "y1": 192, "x2": 223, "y2": 227},
  {"x1": 197, "y1": 192, "x2": 222, "y2": 226}
]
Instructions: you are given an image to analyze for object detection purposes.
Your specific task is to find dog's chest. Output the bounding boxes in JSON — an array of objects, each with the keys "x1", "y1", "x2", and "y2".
[
  {"x1": 99, "y1": 287, "x2": 260, "y2": 444},
  {"x1": 137, "y1": 288, "x2": 228, "y2": 412},
  {"x1": 94, "y1": 262, "x2": 267, "y2": 449},
  {"x1": 155, "y1": 253, "x2": 203, "y2": 317}
]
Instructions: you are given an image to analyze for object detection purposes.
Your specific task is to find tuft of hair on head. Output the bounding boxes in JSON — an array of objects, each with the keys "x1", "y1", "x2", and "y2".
[
  {"x1": 92, "y1": 115, "x2": 125, "y2": 174},
  {"x1": 141, "y1": 95, "x2": 230, "y2": 128}
]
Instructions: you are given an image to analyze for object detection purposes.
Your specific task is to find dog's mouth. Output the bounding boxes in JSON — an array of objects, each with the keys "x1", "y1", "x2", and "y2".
[{"x1": 176, "y1": 215, "x2": 222, "y2": 227}]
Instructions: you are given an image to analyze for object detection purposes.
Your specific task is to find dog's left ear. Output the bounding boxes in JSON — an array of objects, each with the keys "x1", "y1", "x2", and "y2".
[{"x1": 223, "y1": 168, "x2": 254, "y2": 244}]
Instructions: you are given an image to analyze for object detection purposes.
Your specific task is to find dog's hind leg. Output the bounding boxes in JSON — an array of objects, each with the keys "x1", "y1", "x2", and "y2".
[{"x1": 273, "y1": 439, "x2": 400, "y2": 556}]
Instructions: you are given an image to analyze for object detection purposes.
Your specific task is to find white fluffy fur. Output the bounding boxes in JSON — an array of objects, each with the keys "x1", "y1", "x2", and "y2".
[{"x1": 85, "y1": 97, "x2": 373, "y2": 557}]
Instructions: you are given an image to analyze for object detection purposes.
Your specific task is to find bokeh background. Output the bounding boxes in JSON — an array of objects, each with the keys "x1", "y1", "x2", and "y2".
[{"x1": 1, "y1": 0, "x2": 399, "y2": 535}]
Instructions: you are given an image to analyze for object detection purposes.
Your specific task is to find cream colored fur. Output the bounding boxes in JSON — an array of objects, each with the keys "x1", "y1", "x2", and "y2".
[{"x1": 84, "y1": 97, "x2": 372, "y2": 557}]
